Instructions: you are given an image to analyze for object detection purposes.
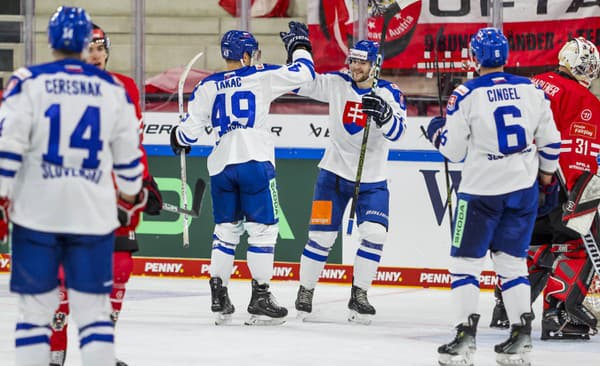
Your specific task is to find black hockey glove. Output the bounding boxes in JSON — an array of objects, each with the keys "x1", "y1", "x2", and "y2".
[
  {"x1": 362, "y1": 94, "x2": 393, "y2": 127},
  {"x1": 280, "y1": 21, "x2": 312, "y2": 64},
  {"x1": 426, "y1": 116, "x2": 447, "y2": 149},
  {"x1": 143, "y1": 175, "x2": 163, "y2": 215},
  {"x1": 537, "y1": 175, "x2": 559, "y2": 217},
  {"x1": 170, "y1": 126, "x2": 191, "y2": 156}
]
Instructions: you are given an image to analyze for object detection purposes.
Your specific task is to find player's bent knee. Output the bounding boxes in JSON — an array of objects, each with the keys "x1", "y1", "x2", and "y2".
[
  {"x1": 492, "y1": 251, "x2": 528, "y2": 278},
  {"x1": 214, "y1": 222, "x2": 244, "y2": 245},
  {"x1": 18, "y1": 289, "x2": 60, "y2": 324},
  {"x1": 358, "y1": 221, "x2": 387, "y2": 244},
  {"x1": 449, "y1": 256, "x2": 486, "y2": 277},
  {"x1": 308, "y1": 230, "x2": 338, "y2": 249},
  {"x1": 245, "y1": 222, "x2": 278, "y2": 245}
]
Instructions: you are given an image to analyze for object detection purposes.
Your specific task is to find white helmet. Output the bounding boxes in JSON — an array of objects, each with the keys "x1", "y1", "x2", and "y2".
[{"x1": 558, "y1": 37, "x2": 600, "y2": 88}]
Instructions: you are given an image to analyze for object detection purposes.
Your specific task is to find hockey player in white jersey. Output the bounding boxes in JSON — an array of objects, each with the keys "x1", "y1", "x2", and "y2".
[
  {"x1": 293, "y1": 40, "x2": 406, "y2": 324},
  {"x1": 425, "y1": 28, "x2": 561, "y2": 366},
  {"x1": 0, "y1": 7, "x2": 143, "y2": 366},
  {"x1": 170, "y1": 22, "x2": 315, "y2": 325}
]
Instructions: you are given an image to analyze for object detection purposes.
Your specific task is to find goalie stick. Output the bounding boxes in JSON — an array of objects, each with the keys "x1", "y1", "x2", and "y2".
[
  {"x1": 558, "y1": 168, "x2": 600, "y2": 277},
  {"x1": 177, "y1": 51, "x2": 204, "y2": 247},
  {"x1": 160, "y1": 178, "x2": 206, "y2": 218},
  {"x1": 346, "y1": 0, "x2": 401, "y2": 235}
]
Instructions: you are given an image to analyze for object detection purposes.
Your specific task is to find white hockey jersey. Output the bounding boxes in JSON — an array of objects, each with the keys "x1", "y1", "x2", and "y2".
[
  {"x1": 0, "y1": 59, "x2": 143, "y2": 234},
  {"x1": 439, "y1": 71, "x2": 561, "y2": 195},
  {"x1": 179, "y1": 49, "x2": 315, "y2": 176},
  {"x1": 297, "y1": 72, "x2": 407, "y2": 182}
]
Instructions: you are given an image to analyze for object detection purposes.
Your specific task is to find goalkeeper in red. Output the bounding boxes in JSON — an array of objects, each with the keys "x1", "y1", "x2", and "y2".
[{"x1": 490, "y1": 37, "x2": 600, "y2": 341}]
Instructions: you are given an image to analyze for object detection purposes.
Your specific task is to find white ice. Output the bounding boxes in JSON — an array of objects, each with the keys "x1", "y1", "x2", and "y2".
[{"x1": 1, "y1": 274, "x2": 599, "y2": 366}]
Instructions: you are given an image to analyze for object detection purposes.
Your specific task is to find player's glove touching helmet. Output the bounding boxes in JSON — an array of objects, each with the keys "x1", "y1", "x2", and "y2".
[
  {"x1": 280, "y1": 21, "x2": 312, "y2": 64},
  {"x1": 362, "y1": 94, "x2": 393, "y2": 128}
]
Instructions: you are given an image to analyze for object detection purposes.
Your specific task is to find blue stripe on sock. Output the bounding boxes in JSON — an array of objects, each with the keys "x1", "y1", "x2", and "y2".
[
  {"x1": 302, "y1": 248, "x2": 328, "y2": 262},
  {"x1": 356, "y1": 249, "x2": 381, "y2": 262},
  {"x1": 248, "y1": 245, "x2": 274, "y2": 254},
  {"x1": 15, "y1": 335, "x2": 49, "y2": 347},
  {"x1": 80, "y1": 333, "x2": 114, "y2": 348},
  {"x1": 501, "y1": 276, "x2": 530, "y2": 291}
]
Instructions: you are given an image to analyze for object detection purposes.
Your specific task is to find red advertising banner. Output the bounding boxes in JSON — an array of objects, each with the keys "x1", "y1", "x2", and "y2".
[
  {"x1": 308, "y1": 0, "x2": 600, "y2": 73},
  {"x1": 0, "y1": 254, "x2": 499, "y2": 290}
]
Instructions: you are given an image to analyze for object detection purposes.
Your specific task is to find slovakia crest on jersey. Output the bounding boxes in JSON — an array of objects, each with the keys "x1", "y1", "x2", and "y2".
[{"x1": 342, "y1": 101, "x2": 367, "y2": 135}]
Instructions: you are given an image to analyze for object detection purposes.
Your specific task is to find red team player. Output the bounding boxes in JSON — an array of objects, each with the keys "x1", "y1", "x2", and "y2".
[
  {"x1": 49, "y1": 24, "x2": 163, "y2": 366},
  {"x1": 491, "y1": 37, "x2": 600, "y2": 340}
]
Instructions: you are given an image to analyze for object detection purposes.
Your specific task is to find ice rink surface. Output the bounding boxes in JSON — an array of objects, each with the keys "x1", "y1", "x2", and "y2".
[{"x1": 1, "y1": 274, "x2": 599, "y2": 366}]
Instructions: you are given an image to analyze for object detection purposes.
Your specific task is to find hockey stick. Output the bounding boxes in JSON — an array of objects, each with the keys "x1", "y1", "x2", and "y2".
[
  {"x1": 178, "y1": 51, "x2": 204, "y2": 248},
  {"x1": 346, "y1": 1, "x2": 400, "y2": 235},
  {"x1": 433, "y1": 26, "x2": 453, "y2": 235},
  {"x1": 160, "y1": 178, "x2": 206, "y2": 218}
]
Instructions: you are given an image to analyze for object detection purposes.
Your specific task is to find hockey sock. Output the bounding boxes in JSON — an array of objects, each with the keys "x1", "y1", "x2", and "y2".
[
  {"x1": 353, "y1": 239, "x2": 383, "y2": 290},
  {"x1": 451, "y1": 273, "x2": 480, "y2": 323},
  {"x1": 300, "y1": 239, "x2": 331, "y2": 289},
  {"x1": 15, "y1": 289, "x2": 59, "y2": 366},
  {"x1": 247, "y1": 243, "x2": 275, "y2": 284},
  {"x1": 500, "y1": 276, "x2": 531, "y2": 325},
  {"x1": 210, "y1": 235, "x2": 237, "y2": 286},
  {"x1": 69, "y1": 290, "x2": 114, "y2": 366}
]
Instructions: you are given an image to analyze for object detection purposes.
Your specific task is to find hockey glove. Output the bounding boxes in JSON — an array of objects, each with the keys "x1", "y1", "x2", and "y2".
[
  {"x1": 362, "y1": 94, "x2": 393, "y2": 127},
  {"x1": 0, "y1": 197, "x2": 9, "y2": 244},
  {"x1": 426, "y1": 116, "x2": 447, "y2": 149},
  {"x1": 280, "y1": 21, "x2": 312, "y2": 64},
  {"x1": 537, "y1": 175, "x2": 559, "y2": 217},
  {"x1": 170, "y1": 126, "x2": 191, "y2": 156},
  {"x1": 143, "y1": 175, "x2": 163, "y2": 215},
  {"x1": 117, "y1": 188, "x2": 148, "y2": 227}
]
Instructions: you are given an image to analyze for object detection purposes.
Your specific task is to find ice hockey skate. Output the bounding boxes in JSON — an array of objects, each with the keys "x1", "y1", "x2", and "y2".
[
  {"x1": 295, "y1": 285, "x2": 314, "y2": 320},
  {"x1": 438, "y1": 313, "x2": 479, "y2": 366},
  {"x1": 116, "y1": 358, "x2": 128, "y2": 366},
  {"x1": 49, "y1": 350, "x2": 65, "y2": 366},
  {"x1": 347, "y1": 285, "x2": 375, "y2": 325},
  {"x1": 209, "y1": 277, "x2": 235, "y2": 325},
  {"x1": 541, "y1": 308, "x2": 592, "y2": 340},
  {"x1": 495, "y1": 312, "x2": 533, "y2": 366},
  {"x1": 245, "y1": 279, "x2": 288, "y2": 326}
]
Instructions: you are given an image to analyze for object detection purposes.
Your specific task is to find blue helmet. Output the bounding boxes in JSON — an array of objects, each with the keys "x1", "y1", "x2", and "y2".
[
  {"x1": 348, "y1": 40, "x2": 380, "y2": 63},
  {"x1": 48, "y1": 6, "x2": 92, "y2": 53},
  {"x1": 221, "y1": 30, "x2": 259, "y2": 61},
  {"x1": 470, "y1": 27, "x2": 509, "y2": 67}
]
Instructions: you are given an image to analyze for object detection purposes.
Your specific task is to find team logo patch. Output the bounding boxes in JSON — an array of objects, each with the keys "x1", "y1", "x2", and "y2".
[
  {"x1": 447, "y1": 95, "x2": 457, "y2": 112},
  {"x1": 342, "y1": 101, "x2": 367, "y2": 135},
  {"x1": 310, "y1": 200, "x2": 333, "y2": 225},
  {"x1": 65, "y1": 64, "x2": 83, "y2": 73},
  {"x1": 581, "y1": 109, "x2": 592, "y2": 121},
  {"x1": 569, "y1": 122, "x2": 596, "y2": 139},
  {"x1": 455, "y1": 85, "x2": 469, "y2": 96}
]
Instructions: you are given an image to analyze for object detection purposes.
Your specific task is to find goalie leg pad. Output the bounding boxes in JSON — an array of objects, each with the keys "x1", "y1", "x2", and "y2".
[
  {"x1": 545, "y1": 251, "x2": 598, "y2": 329},
  {"x1": 210, "y1": 222, "x2": 243, "y2": 286},
  {"x1": 528, "y1": 244, "x2": 554, "y2": 303}
]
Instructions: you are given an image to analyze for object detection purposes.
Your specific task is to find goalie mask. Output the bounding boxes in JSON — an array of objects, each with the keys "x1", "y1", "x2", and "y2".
[
  {"x1": 221, "y1": 30, "x2": 261, "y2": 66},
  {"x1": 469, "y1": 27, "x2": 509, "y2": 69},
  {"x1": 558, "y1": 37, "x2": 600, "y2": 88}
]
